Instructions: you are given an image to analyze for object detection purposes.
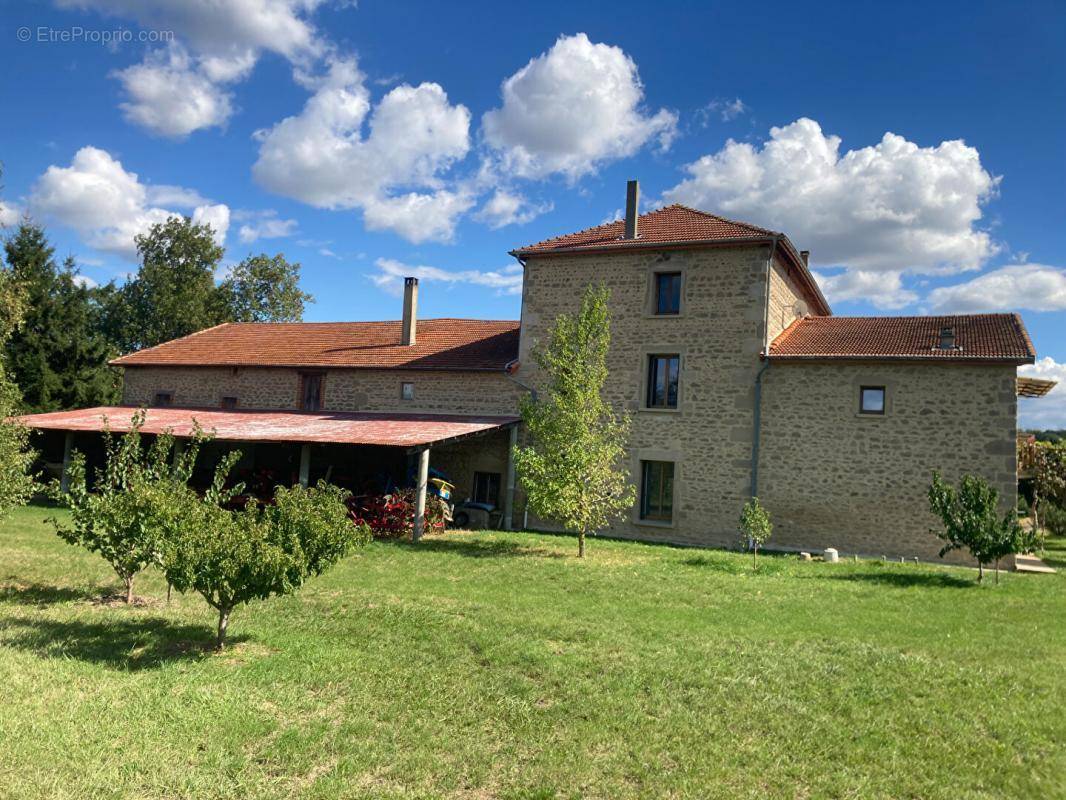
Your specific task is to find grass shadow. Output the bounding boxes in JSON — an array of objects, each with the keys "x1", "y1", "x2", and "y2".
[
  {"x1": 388, "y1": 536, "x2": 567, "y2": 560},
  {"x1": 0, "y1": 581, "x2": 103, "y2": 606},
  {"x1": 825, "y1": 571, "x2": 975, "y2": 589},
  {"x1": 0, "y1": 616, "x2": 246, "y2": 670},
  {"x1": 681, "y1": 553, "x2": 788, "y2": 575}
]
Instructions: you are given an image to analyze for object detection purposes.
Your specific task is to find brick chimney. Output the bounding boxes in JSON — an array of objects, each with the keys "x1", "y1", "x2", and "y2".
[
  {"x1": 401, "y1": 277, "x2": 418, "y2": 346},
  {"x1": 624, "y1": 180, "x2": 639, "y2": 239}
]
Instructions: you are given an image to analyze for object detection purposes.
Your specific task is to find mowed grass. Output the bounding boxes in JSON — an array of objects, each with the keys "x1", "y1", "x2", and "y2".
[{"x1": 0, "y1": 503, "x2": 1064, "y2": 799}]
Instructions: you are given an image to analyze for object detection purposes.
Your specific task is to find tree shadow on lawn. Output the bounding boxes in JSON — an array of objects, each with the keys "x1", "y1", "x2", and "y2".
[
  {"x1": 0, "y1": 581, "x2": 102, "y2": 607},
  {"x1": 387, "y1": 537, "x2": 567, "y2": 560},
  {"x1": 823, "y1": 571, "x2": 975, "y2": 589},
  {"x1": 0, "y1": 616, "x2": 245, "y2": 670}
]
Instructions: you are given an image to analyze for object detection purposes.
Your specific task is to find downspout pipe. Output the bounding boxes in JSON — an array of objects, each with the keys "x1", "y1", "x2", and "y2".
[{"x1": 750, "y1": 235, "x2": 780, "y2": 499}]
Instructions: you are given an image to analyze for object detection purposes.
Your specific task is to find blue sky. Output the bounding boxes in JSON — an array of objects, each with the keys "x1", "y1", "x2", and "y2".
[{"x1": 1, "y1": 0, "x2": 1064, "y2": 425}]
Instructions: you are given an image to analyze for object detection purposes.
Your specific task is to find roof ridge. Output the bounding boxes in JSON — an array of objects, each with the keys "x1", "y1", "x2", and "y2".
[{"x1": 662, "y1": 203, "x2": 779, "y2": 236}]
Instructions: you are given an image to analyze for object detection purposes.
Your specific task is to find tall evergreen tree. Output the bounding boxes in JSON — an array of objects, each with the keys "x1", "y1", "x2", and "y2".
[{"x1": 2, "y1": 222, "x2": 119, "y2": 412}]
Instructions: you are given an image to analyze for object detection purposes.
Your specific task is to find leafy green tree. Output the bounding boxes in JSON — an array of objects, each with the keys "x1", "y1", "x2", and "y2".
[
  {"x1": 3, "y1": 222, "x2": 119, "y2": 411},
  {"x1": 928, "y1": 472, "x2": 1034, "y2": 583},
  {"x1": 106, "y1": 216, "x2": 226, "y2": 352},
  {"x1": 1031, "y1": 442, "x2": 1066, "y2": 539},
  {"x1": 513, "y1": 284, "x2": 635, "y2": 558},
  {"x1": 219, "y1": 253, "x2": 313, "y2": 322},
  {"x1": 739, "y1": 497, "x2": 773, "y2": 568},
  {"x1": 0, "y1": 275, "x2": 34, "y2": 517},
  {"x1": 52, "y1": 411, "x2": 228, "y2": 603},
  {"x1": 162, "y1": 481, "x2": 368, "y2": 648}
]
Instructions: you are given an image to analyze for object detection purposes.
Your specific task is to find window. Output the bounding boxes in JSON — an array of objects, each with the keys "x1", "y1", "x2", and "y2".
[
  {"x1": 220, "y1": 396, "x2": 238, "y2": 410},
  {"x1": 654, "y1": 272, "x2": 682, "y2": 315},
  {"x1": 646, "y1": 354, "x2": 680, "y2": 409},
  {"x1": 300, "y1": 373, "x2": 323, "y2": 411},
  {"x1": 401, "y1": 382, "x2": 415, "y2": 401},
  {"x1": 153, "y1": 392, "x2": 173, "y2": 407},
  {"x1": 472, "y1": 471, "x2": 501, "y2": 506},
  {"x1": 859, "y1": 386, "x2": 886, "y2": 415},
  {"x1": 640, "y1": 460, "x2": 674, "y2": 522}
]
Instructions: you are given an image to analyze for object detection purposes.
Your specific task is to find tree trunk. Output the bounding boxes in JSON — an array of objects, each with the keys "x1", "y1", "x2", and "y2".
[
  {"x1": 166, "y1": 583, "x2": 172, "y2": 605},
  {"x1": 977, "y1": 561, "x2": 984, "y2": 583},
  {"x1": 753, "y1": 544, "x2": 758, "y2": 570},
  {"x1": 995, "y1": 560, "x2": 1000, "y2": 585},
  {"x1": 124, "y1": 575, "x2": 134, "y2": 604},
  {"x1": 578, "y1": 530, "x2": 586, "y2": 558},
  {"x1": 216, "y1": 608, "x2": 231, "y2": 650}
]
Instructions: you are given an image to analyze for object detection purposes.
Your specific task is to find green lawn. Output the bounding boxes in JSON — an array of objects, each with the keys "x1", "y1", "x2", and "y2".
[{"x1": 0, "y1": 503, "x2": 1064, "y2": 799}]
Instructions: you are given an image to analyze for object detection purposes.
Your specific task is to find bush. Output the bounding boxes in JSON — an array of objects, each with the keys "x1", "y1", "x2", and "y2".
[
  {"x1": 1043, "y1": 503, "x2": 1066, "y2": 538},
  {"x1": 162, "y1": 481, "x2": 369, "y2": 648},
  {"x1": 348, "y1": 488, "x2": 449, "y2": 539}
]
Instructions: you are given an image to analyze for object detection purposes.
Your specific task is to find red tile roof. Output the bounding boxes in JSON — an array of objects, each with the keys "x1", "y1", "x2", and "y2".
[
  {"x1": 18, "y1": 406, "x2": 519, "y2": 448},
  {"x1": 511, "y1": 204, "x2": 831, "y2": 315},
  {"x1": 769, "y1": 314, "x2": 1036, "y2": 363},
  {"x1": 111, "y1": 319, "x2": 521, "y2": 371},
  {"x1": 512, "y1": 204, "x2": 775, "y2": 256}
]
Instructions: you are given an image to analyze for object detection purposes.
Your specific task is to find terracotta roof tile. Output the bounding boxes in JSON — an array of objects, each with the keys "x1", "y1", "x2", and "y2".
[
  {"x1": 512, "y1": 204, "x2": 774, "y2": 256},
  {"x1": 769, "y1": 314, "x2": 1035, "y2": 363},
  {"x1": 111, "y1": 319, "x2": 520, "y2": 371}
]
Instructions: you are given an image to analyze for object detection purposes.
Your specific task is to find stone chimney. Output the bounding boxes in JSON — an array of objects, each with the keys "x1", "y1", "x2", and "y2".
[
  {"x1": 401, "y1": 277, "x2": 418, "y2": 346},
  {"x1": 624, "y1": 180, "x2": 640, "y2": 239},
  {"x1": 799, "y1": 250, "x2": 810, "y2": 266}
]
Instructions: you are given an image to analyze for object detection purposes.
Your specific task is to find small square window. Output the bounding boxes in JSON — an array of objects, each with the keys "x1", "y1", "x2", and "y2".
[
  {"x1": 860, "y1": 386, "x2": 886, "y2": 415},
  {"x1": 220, "y1": 396, "x2": 238, "y2": 410},
  {"x1": 401, "y1": 382, "x2": 415, "y2": 401},
  {"x1": 654, "y1": 272, "x2": 682, "y2": 315},
  {"x1": 646, "y1": 354, "x2": 680, "y2": 409},
  {"x1": 640, "y1": 460, "x2": 674, "y2": 522},
  {"x1": 153, "y1": 392, "x2": 173, "y2": 407}
]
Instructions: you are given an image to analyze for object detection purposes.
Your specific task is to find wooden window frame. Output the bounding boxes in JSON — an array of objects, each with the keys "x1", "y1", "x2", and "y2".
[
  {"x1": 645, "y1": 353, "x2": 681, "y2": 410},
  {"x1": 401, "y1": 381, "x2": 415, "y2": 401},
  {"x1": 153, "y1": 391, "x2": 174, "y2": 407},
  {"x1": 472, "y1": 471, "x2": 501, "y2": 507},
  {"x1": 639, "y1": 460, "x2": 675, "y2": 523},
  {"x1": 653, "y1": 271, "x2": 683, "y2": 316}
]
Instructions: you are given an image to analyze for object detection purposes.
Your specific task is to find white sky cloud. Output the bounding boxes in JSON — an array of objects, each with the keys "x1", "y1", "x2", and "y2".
[
  {"x1": 253, "y1": 58, "x2": 473, "y2": 243},
  {"x1": 927, "y1": 263, "x2": 1066, "y2": 313},
  {"x1": 30, "y1": 146, "x2": 229, "y2": 259},
  {"x1": 696, "y1": 98, "x2": 748, "y2": 125},
  {"x1": 482, "y1": 33, "x2": 677, "y2": 180},
  {"x1": 474, "y1": 189, "x2": 552, "y2": 229},
  {"x1": 1019, "y1": 357, "x2": 1066, "y2": 429},
  {"x1": 60, "y1": 0, "x2": 327, "y2": 137},
  {"x1": 237, "y1": 212, "x2": 299, "y2": 243},
  {"x1": 370, "y1": 257, "x2": 523, "y2": 296},
  {"x1": 114, "y1": 44, "x2": 240, "y2": 138},
  {"x1": 0, "y1": 200, "x2": 21, "y2": 227},
  {"x1": 665, "y1": 117, "x2": 999, "y2": 274},
  {"x1": 814, "y1": 269, "x2": 918, "y2": 310}
]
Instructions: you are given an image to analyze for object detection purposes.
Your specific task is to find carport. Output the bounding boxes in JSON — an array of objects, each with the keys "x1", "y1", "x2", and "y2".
[{"x1": 19, "y1": 406, "x2": 521, "y2": 540}]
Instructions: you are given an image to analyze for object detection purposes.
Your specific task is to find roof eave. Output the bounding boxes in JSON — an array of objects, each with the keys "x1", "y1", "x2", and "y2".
[{"x1": 767, "y1": 354, "x2": 1035, "y2": 365}]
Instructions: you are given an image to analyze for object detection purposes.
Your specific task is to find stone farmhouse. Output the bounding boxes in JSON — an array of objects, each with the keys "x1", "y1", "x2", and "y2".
[{"x1": 22, "y1": 182, "x2": 1057, "y2": 561}]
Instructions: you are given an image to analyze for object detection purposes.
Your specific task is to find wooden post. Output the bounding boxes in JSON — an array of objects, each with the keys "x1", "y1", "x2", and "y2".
[
  {"x1": 299, "y1": 443, "x2": 311, "y2": 488},
  {"x1": 413, "y1": 446, "x2": 430, "y2": 541},
  {"x1": 503, "y1": 425, "x2": 518, "y2": 530},
  {"x1": 171, "y1": 438, "x2": 185, "y2": 474},
  {"x1": 60, "y1": 431, "x2": 74, "y2": 493}
]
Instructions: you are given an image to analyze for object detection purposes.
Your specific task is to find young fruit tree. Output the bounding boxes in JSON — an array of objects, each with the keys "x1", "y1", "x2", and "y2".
[
  {"x1": 739, "y1": 497, "x2": 773, "y2": 568},
  {"x1": 162, "y1": 481, "x2": 370, "y2": 649},
  {"x1": 513, "y1": 283, "x2": 635, "y2": 558},
  {"x1": 52, "y1": 410, "x2": 219, "y2": 603},
  {"x1": 927, "y1": 471, "x2": 1036, "y2": 583}
]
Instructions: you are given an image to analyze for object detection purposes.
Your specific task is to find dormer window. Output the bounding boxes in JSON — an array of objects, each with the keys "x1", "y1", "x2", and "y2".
[{"x1": 938, "y1": 326, "x2": 956, "y2": 350}]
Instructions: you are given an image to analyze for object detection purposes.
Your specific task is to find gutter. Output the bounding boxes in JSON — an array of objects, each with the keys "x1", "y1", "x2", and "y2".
[{"x1": 750, "y1": 235, "x2": 780, "y2": 499}]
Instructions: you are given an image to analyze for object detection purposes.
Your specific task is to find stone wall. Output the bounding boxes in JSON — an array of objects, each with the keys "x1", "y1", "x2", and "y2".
[
  {"x1": 122, "y1": 365, "x2": 525, "y2": 416},
  {"x1": 757, "y1": 361, "x2": 1019, "y2": 562},
  {"x1": 766, "y1": 254, "x2": 809, "y2": 343},
  {"x1": 517, "y1": 244, "x2": 781, "y2": 548}
]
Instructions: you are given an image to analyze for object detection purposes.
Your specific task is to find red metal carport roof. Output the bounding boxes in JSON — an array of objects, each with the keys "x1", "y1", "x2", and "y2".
[{"x1": 18, "y1": 406, "x2": 519, "y2": 450}]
